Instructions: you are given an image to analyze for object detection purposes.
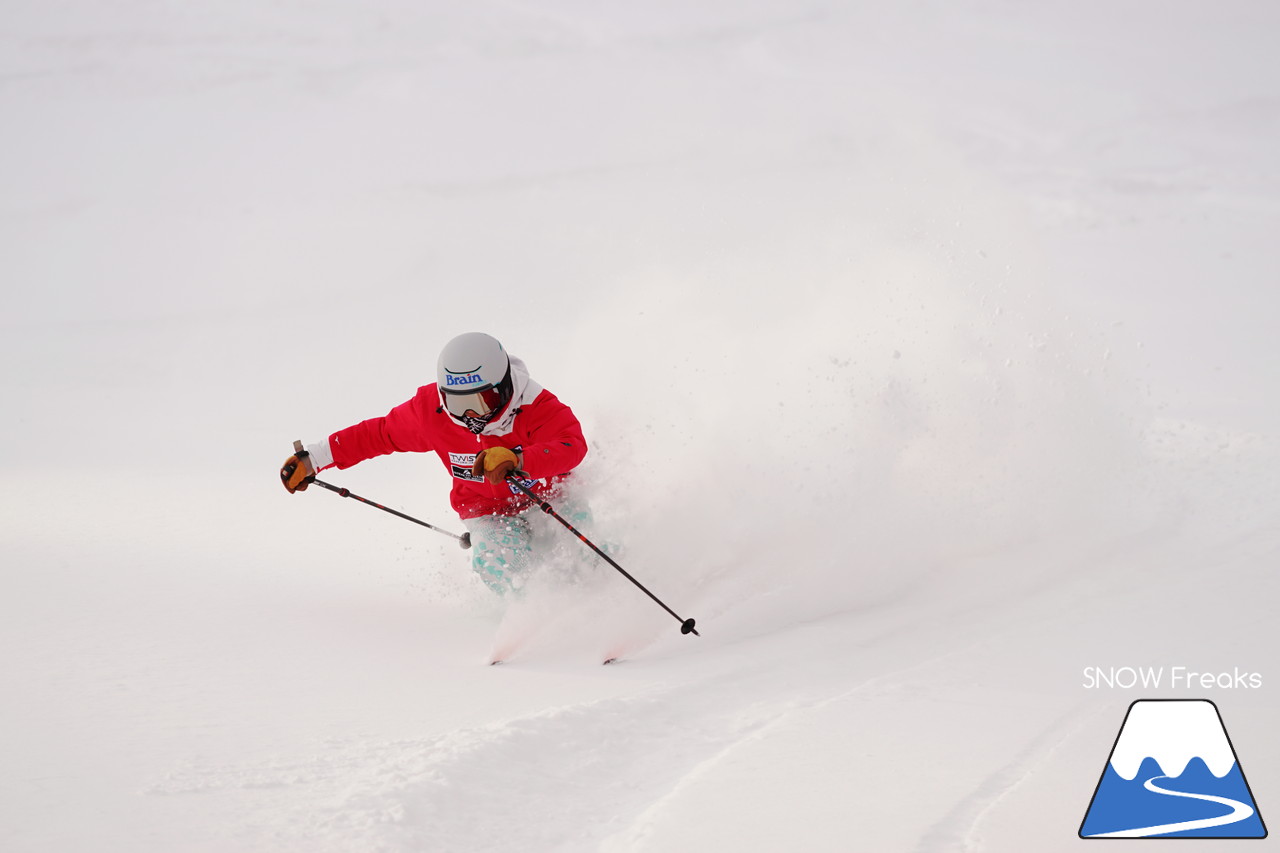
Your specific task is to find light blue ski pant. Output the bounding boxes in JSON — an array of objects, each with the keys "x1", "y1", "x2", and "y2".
[{"x1": 462, "y1": 498, "x2": 597, "y2": 596}]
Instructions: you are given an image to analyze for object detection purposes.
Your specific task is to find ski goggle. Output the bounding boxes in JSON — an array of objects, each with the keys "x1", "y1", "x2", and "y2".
[{"x1": 442, "y1": 385, "x2": 506, "y2": 419}]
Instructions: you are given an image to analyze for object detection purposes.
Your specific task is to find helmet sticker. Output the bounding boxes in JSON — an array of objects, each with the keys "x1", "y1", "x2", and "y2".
[{"x1": 444, "y1": 371, "x2": 485, "y2": 388}]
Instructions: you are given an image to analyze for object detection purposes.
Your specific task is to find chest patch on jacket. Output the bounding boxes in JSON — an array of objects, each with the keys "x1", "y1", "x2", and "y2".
[{"x1": 447, "y1": 452, "x2": 484, "y2": 482}]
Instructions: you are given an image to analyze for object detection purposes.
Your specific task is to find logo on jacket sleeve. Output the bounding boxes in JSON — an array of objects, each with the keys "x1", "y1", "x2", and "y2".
[{"x1": 1080, "y1": 700, "x2": 1266, "y2": 838}]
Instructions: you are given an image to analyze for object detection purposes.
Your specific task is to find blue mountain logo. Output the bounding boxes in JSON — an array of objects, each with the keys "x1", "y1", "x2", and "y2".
[{"x1": 1080, "y1": 699, "x2": 1266, "y2": 839}]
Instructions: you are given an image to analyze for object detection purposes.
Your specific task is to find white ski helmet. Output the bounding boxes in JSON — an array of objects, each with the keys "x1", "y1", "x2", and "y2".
[{"x1": 437, "y1": 332, "x2": 514, "y2": 429}]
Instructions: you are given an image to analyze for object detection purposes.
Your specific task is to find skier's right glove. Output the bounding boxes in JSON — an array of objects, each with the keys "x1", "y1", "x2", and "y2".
[
  {"x1": 472, "y1": 446, "x2": 521, "y2": 485},
  {"x1": 280, "y1": 449, "x2": 315, "y2": 494}
]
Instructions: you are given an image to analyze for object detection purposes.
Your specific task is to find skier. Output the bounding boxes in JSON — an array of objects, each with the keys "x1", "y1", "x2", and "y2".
[{"x1": 280, "y1": 332, "x2": 588, "y2": 594}]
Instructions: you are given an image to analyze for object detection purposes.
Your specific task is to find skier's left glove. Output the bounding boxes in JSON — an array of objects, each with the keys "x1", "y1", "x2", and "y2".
[
  {"x1": 280, "y1": 449, "x2": 316, "y2": 493},
  {"x1": 472, "y1": 447, "x2": 521, "y2": 485}
]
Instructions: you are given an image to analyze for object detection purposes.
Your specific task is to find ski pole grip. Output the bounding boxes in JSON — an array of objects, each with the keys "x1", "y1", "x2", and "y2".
[{"x1": 293, "y1": 440, "x2": 305, "y2": 455}]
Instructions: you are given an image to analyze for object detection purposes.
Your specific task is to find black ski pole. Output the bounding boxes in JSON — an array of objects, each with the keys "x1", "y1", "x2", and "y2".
[
  {"x1": 309, "y1": 478, "x2": 472, "y2": 549},
  {"x1": 292, "y1": 442, "x2": 471, "y2": 548},
  {"x1": 505, "y1": 475, "x2": 699, "y2": 636}
]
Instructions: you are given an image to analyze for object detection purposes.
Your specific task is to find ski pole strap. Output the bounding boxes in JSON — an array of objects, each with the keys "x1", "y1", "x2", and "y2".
[{"x1": 505, "y1": 476, "x2": 699, "y2": 636}]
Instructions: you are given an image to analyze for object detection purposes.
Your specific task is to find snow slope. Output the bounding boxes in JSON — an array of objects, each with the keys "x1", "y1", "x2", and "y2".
[{"x1": 2, "y1": 2, "x2": 1277, "y2": 851}]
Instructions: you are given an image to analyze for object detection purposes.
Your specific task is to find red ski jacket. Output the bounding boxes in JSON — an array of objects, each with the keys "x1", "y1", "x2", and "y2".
[{"x1": 320, "y1": 384, "x2": 588, "y2": 520}]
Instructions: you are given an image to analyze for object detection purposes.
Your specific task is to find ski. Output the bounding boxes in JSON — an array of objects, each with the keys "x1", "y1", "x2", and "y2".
[{"x1": 487, "y1": 638, "x2": 521, "y2": 666}]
